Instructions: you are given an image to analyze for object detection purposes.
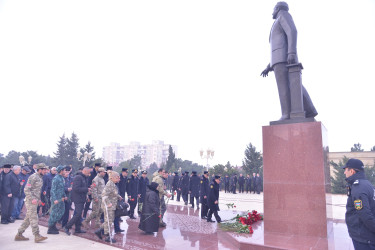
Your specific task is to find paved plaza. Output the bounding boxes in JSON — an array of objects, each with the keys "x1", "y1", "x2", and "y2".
[{"x1": 0, "y1": 192, "x2": 353, "y2": 249}]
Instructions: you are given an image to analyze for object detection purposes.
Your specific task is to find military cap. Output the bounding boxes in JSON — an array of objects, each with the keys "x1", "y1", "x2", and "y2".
[
  {"x1": 342, "y1": 158, "x2": 364, "y2": 171},
  {"x1": 94, "y1": 163, "x2": 101, "y2": 167},
  {"x1": 3, "y1": 164, "x2": 11, "y2": 168},
  {"x1": 132, "y1": 169, "x2": 138, "y2": 173},
  {"x1": 174, "y1": 172, "x2": 178, "y2": 175},
  {"x1": 106, "y1": 166, "x2": 113, "y2": 171},
  {"x1": 37, "y1": 163, "x2": 47, "y2": 170},
  {"x1": 185, "y1": 171, "x2": 189, "y2": 174},
  {"x1": 204, "y1": 171, "x2": 209, "y2": 174},
  {"x1": 122, "y1": 168, "x2": 128, "y2": 172},
  {"x1": 192, "y1": 171, "x2": 197, "y2": 174},
  {"x1": 142, "y1": 170, "x2": 147, "y2": 174},
  {"x1": 214, "y1": 175, "x2": 221, "y2": 179},
  {"x1": 57, "y1": 165, "x2": 66, "y2": 173},
  {"x1": 98, "y1": 167, "x2": 106, "y2": 172},
  {"x1": 65, "y1": 166, "x2": 71, "y2": 171}
]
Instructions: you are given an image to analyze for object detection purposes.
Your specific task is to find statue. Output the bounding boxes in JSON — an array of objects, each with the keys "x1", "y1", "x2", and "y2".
[{"x1": 261, "y1": 2, "x2": 318, "y2": 124}]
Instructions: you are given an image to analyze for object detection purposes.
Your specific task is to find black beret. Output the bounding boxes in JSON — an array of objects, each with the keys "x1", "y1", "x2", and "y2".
[
  {"x1": 3, "y1": 164, "x2": 11, "y2": 168},
  {"x1": 204, "y1": 171, "x2": 209, "y2": 174},
  {"x1": 215, "y1": 175, "x2": 221, "y2": 179},
  {"x1": 94, "y1": 163, "x2": 101, "y2": 167},
  {"x1": 192, "y1": 171, "x2": 197, "y2": 174},
  {"x1": 106, "y1": 166, "x2": 113, "y2": 170},
  {"x1": 122, "y1": 168, "x2": 128, "y2": 172},
  {"x1": 342, "y1": 158, "x2": 364, "y2": 171},
  {"x1": 65, "y1": 166, "x2": 71, "y2": 171}
]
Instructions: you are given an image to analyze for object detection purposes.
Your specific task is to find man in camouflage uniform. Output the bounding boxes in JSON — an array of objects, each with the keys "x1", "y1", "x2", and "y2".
[
  {"x1": 82, "y1": 167, "x2": 106, "y2": 228},
  {"x1": 15, "y1": 163, "x2": 48, "y2": 243},
  {"x1": 95, "y1": 171, "x2": 123, "y2": 243},
  {"x1": 47, "y1": 165, "x2": 67, "y2": 234},
  {"x1": 152, "y1": 168, "x2": 171, "y2": 227}
]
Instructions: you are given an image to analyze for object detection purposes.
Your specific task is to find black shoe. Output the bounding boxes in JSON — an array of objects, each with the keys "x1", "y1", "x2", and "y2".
[
  {"x1": 47, "y1": 227, "x2": 59, "y2": 234},
  {"x1": 105, "y1": 236, "x2": 116, "y2": 243},
  {"x1": 207, "y1": 219, "x2": 215, "y2": 223},
  {"x1": 1, "y1": 221, "x2": 9, "y2": 224},
  {"x1": 15, "y1": 217, "x2": 23, "y2": 220},
  {"x1": 74, "y1": 229, "x2": 86, "y2": 234},
  {"x1": 115, "y1": 229, "x2": 125, "y2": 233},
  {"x1": 95, "y1": 229, "x2": 103, "y2": 240},
  {"x1": 8, "y1": 218, "x2": 15, "y2": 223},
  {"x1": 64, "y1": 226, "x2": 71, "y2": 236},
  {"x1": 201, "y1": 216, "x2": 207, "y2": 220}
]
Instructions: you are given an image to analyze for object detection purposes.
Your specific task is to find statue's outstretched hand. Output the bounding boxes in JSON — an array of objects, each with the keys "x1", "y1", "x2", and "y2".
[
  {"x1": 261, "y1": 64, "x2": 271, "y2": 77},
  {"x1": 287, "y1": 54, "x2": 298, "y2": 64}
]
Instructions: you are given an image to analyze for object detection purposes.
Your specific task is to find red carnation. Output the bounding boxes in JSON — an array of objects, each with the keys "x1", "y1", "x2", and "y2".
[
  {"x1": 22, "y1": 180, "x2": 25, "y2": 182},
  {"x1": 234, "y1": 205, "x2": 236, "y2": 208}
]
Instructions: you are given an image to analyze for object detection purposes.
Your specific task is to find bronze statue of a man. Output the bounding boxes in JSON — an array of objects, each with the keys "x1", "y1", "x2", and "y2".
[{"x1": 261, "y1": 2, "x2": 317, "y2": 122}]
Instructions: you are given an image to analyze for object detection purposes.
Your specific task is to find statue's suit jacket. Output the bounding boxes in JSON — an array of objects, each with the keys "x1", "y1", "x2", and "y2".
[{"x1": 269, "y1": 10, "x2": 297, "y2": 68}]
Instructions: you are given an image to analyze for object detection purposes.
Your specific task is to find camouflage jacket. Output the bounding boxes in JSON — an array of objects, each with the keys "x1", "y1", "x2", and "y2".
[
  {"x1": 152, "y1": 172, "x2": 168, "y2": 199},
  {"x1": 91, "y1": 175, "x2": 105, "y2": 200},
  {"x1": 50, "y1": 174, "x2": 66, "y2": 202},
  {"x1": 101, "y1": 180, "x2": 121, "y2": 211},
  {"x1": 24, "y1": 172, "x2": 43, "y2": 201}
]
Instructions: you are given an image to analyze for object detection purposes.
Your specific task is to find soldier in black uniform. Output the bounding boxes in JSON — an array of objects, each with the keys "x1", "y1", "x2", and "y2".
[
  {"x1": 207, "y1": 175, "x2": 221, "y2": 223},
  {"x1": 118, "y1": 168, "x2": 128, "y2": 199},
  {"x1": 127, "y1": 169, "x2": 139, "y2": 219},
  {"x1": 343, "y1": 158, "x2": 375, "y2": 249},
  {"x1": 245, "y1": 174, "x2": 252, "y2": 193},
  {"x1": 200, "y1": 171, "x2": 209, "y2": 219},
  {"x1": 181, "y1": 171, "x2": 190, "y2": 205},
  {"x1": 224, "y1": 175, "x2": 230, "y2": 193},
  {"x1": 251, "y1": 173, "x2": 256, "y2": 194},
  {"x1": 255, "y1": 173, "x2": 262, "y2": 194},
  {"x1": 171, "y1": 172, "x2": 179, "y2": 200},
  {"x1": 177, "y1": 173, "x2": 184, "y2": 202},
  {"x1": 189, "y1": 171, "x2": 200, "y2": 209},
  {"x1": 238, "y1": 174, "x2": 245, "y2": 193},
  {"x1": 138, "y1": 170, "x2": 149, "y2": 215}
]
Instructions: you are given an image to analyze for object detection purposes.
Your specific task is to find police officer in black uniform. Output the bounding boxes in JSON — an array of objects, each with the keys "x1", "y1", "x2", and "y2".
[
  {"x1": 200, "y1": 171, "x2": 209, "y2": 219},
  {"x1": 118, "y1": 168, "x2": 128, "y2": 199},
  {"x1": 344, "y1": 158, "x2": 375, "y2": 250},
  {"x1": 245, "y1": 174, "x2": 252, "y2": 193},
  {"x1": 127, "y1": 169, "x2": 139, "y2": 219},
  {"x1": 189, "y1": 171, "x2": 200, "y2": 208},
  {"x1": 207, "y1": 175, "x2": 222, "y2": 223},
  {"x1": 224, "y1": 175, "x2": 230, "y2": 193},
  {"x1": 238, "y1": 174, "x2": 245, "y2": 193},
  {"x1": 177, "y1": 173, "x2": 184, "y2": 202}
]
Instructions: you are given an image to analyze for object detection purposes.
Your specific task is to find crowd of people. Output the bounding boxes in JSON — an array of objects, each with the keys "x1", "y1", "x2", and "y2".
[{"x1": 0, "y1": 163, "x2": 224, "y2": 244}]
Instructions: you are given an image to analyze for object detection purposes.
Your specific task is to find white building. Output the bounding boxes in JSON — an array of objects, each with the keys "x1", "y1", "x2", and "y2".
[{"x1": 102, "y1": 140, "x2": 178, "y2": 168}]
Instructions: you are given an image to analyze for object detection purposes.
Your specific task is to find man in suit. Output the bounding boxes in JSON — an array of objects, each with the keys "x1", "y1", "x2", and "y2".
[{"x1": 261, "y1": 2, "x2": 317, "y2": 121}]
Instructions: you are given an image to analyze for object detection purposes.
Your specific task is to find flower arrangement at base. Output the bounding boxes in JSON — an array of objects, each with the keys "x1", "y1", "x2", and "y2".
[{"x1": 219, "y1": 210, "x2": 263, "y2": 234}]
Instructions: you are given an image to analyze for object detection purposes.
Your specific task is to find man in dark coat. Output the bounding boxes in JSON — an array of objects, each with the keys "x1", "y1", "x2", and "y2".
[
  {"x1": 138, "y1": 182, "x2": 160, "y2": 234},
  {"x1": 177, "y1": 173, "x2": 184, "y2": 202},
  {"x1": 255, "y1": 173, "x2": 262, "y2": 194},
  {"x1": 40, "y1": 167, "x2": 57, "y2": 216},
  {"x1": 127, "y1": 169, "x2": 139, "y2": 219},
  {"x1": 181, "y1": 171, "x2": 190, "y2": 205},
  {"x1": 118, "y1": 168, "x2": 128, "y2": 199},
  {"x1": 224, "y1": 175, "x2": 230, "y2": 193},
  {"x1": 138, "y1": 170, "x2": 149, "y2": 215},
  {"x1": 207, "y1": 176, "x2": 222, "y2": 223},
  {"x1": 245, "y1": 174, "x2": 252, "y2": 194},
  {"x1": 171, "y1": 172, "x2": 179, "y2": 200},
  {"x1": 231, "y1": 174, "x2": 238, "y2": 194},
  {"x1": 200, "y1": 171, "x2": 210, "y2": 219},
  {"x1": 189, "y1": 171, "x2": 200, "y2": 208},
  {"x1": 61, "y1": 166, "x2": 73, "y2": 228},
  {"x1": 83, "y1": 163, "x2": 101, "y2": 219},
  {"x1": 238, "y1": 174, "x2": 245, "y2": 193},
  {"x1": 13, "y1": 166, "x2": 31, "y2": 219},
  {"x1": 167, "y1": 173, "x2": 173, "y2": 192},
  {"x1": 2, "y1": 165, "x2": 21, "y2": 223},
  {"x1": 252, "y1": 173, "x2": 257, "y2": 194},
  {"x1": 64, "y1": 167, "x2": 90, "y2": 235}
]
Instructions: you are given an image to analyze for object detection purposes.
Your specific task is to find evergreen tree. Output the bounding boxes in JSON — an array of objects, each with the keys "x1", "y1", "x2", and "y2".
[
  {"x1": 351, "y1": 143, "x2": 364, "y2": 152},
  {"x1": 129, "y1": 155, "x2": 142, "y2": 171},
  {"x1": 242, "y1": 143, "x2": 263, "y2": 174},
  {"x1": 54, "y1": 134, "x2": 67, "y2": 165},
  {"x1": 148, "y1": 162, "x2": 159, "y2": 179},
  {"x1": 165, "y1": 145, "x2": 176, "y2": 172},
  {"x1": 66, "y1": 132, "x2": 80, "y2": 171},
  {"x1": 330, "y1": 157, "x2": 349, "y2": 194}
]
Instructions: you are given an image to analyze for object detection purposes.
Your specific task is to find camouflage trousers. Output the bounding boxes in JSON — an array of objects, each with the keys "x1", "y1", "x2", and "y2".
[
  {"x1": 85, "y1": 199, "x2": 102, "y2": 226},
  {"x1": 101, "y1": 206, "x2": 115, "y2": 235},
  {"x1": 18, "y1": 199, "x2": 39, "y2": 235},
  {"x1": 48, "y1": 200, "x2": 65, "y2": 226}
]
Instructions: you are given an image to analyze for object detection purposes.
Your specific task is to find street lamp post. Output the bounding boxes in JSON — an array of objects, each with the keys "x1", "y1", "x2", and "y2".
[
  {"x1": 200, "y1": 148, "x2": 215, "y2": 171},
  {"x1": 19, "y1": 155, "x2": 32, "y2": 166},
  {"x1": 77, "y1": 151, "x2": 92, "y2": 167}
]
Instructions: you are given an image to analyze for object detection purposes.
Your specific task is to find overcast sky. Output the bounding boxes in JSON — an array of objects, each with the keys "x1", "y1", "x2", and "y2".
[{"x1": 0, "y1": 0, "x2": 375, "y2": 166}]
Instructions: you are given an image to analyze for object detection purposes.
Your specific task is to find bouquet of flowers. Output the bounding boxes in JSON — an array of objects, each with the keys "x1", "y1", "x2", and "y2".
[{"x1": 219, "y1": 210, "x2": 263, "y2": 234}]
